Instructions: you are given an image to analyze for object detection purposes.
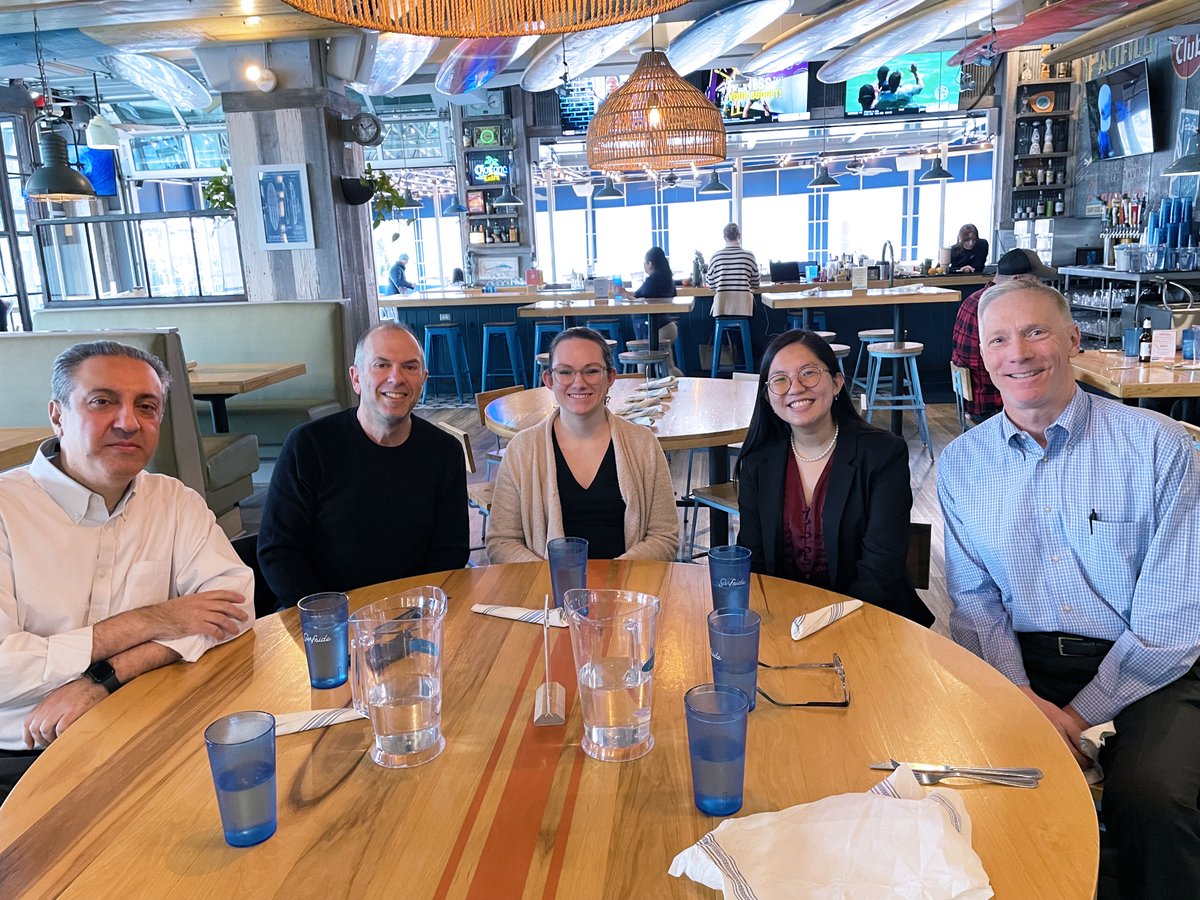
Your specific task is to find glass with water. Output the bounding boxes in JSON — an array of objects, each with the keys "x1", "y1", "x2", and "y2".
[
  {"x1": 353, "y1": 587, "x2": 448, "y2": 768},
  {"x1": 204, "y1": 711, "x2": 277, "y2": 847},
  {"x1": 564, "y1": 589, "x2": 660, "y2": 762},
  {"x1": 297, "y1": 592, "x2": 349, "y2": 689}
]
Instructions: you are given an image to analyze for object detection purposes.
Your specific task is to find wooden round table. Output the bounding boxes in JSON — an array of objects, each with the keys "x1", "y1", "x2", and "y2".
[
  {"x1": 0, "y1": 563, "x2": 1098, "y2": 898},
  {"x1": 485, "y1": 377, "x2": 759, "y2": 545}
]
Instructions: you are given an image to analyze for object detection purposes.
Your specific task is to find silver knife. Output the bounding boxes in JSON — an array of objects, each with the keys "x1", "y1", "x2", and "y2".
[{"x1": 870, "y1": 759, "x2": 1044, "y2": 779}]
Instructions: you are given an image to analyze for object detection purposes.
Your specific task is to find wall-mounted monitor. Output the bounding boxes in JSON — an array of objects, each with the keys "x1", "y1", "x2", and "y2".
[
  {"x1": 705, "y1": 65, "x2": 810, "y2": 124},
  {"x1": 1085, "y1": 60, "x2": 1154, "y2": 160},
  {"x1": 842, "y1": 52, "x2": 961, "y2": 116}
]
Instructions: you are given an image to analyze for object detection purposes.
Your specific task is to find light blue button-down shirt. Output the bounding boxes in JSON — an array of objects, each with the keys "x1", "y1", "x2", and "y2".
[{"x1": 938, "y1": 388, "x2": 1200, "y2": 724}]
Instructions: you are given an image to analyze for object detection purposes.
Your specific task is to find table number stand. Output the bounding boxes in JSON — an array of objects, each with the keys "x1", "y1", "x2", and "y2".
[{"x1": 534, "y1": 593, "x2": 566, "y2": 726}]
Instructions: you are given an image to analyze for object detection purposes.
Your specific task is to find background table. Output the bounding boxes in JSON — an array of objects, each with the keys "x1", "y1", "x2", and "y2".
[
  {"x1": 518, "y1": 297, "x2": 695, "y2": 351},
  {"x1": 0, "y1": 563, "x2": 1097, "y2": 898},
  {"x1": 484, "y1": 376, "x2": 757, "y2": 545},
  {"x1": 0, "y1": 426, "x2": 50, "y2": 471},
  {"x1": 189, "y1": 362, "x2": 307, "y2": 432},
  {"x1": 1071, "y1": 350, "x2": 1200, "y2": 399}
]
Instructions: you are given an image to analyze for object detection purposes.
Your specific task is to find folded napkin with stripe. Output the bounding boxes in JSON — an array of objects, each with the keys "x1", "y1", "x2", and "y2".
[
  {"x1": 275, "y1": 708, "x2": 366, "y2": 735},
  {"x1": 791, "y1": 599, "x2": 862, "y2": 640},
  {"x1": 669, "y1": 765, "x2": 992, "y2": 899},
  {"x1": 471, "y1": 603, "x2": 568, "y2": 628},
  {"x1": 627, "y1": 386, "x2": 672, "y2": 400},
  {"x1": 643, "y1": 375, "x2": 677, "y2": 389},
  {"x1": 619, "y1": 395, "x2": 667, "y2": 411}
]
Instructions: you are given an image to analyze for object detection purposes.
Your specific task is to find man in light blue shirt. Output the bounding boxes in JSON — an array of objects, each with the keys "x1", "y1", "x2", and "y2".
[{"x1": 938, "y1": 280, "x2": 1200, "y2": 900}]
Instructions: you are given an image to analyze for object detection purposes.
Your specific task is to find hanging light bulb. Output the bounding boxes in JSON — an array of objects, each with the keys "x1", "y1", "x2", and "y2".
[
  {"x1": 919, "y1": 148, "x2": 954, "y2": 182},
  {"x1": 85, "y1": 73, "x2": 120, "y2": 150},
  {"x1": 593, "y1": 176, "x2": 624, "y2": 201},
  {"x1": 698, "y1": 169, "x2": 730, "y2": 194},
  {"x1": 807, "y1": 163, "x2": 839, "y2": 189},
  {"x1": 647, "y1": 92, "x2": 663, "y2": 128},
  {"x1": 25, "y1": 13, "x2": 95, "y2": 202}
]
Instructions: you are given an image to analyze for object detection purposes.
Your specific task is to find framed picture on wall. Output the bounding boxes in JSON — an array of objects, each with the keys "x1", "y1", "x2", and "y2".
[
  {"x1": 255, "y1": 164, "x2": 315, "y2": 250},
  {"x1": 466, "y1": 190, "x2": 486, "y2": 214},
  {"x1": 477, "y1": 255, "x2": 520, "y2": 285}
]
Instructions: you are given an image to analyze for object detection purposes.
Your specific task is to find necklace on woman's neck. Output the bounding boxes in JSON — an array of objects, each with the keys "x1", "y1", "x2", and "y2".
[{"x1": 790, "y1": 423, "x2": 839, "y2": 463}]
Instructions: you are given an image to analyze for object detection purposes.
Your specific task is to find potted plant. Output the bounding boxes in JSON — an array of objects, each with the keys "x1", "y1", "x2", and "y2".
[
  {"x1": 202, "y1": 165, "x2": 235, "y2": 210},
  {"x1": 357, "y1": 164, "x2": 415, "y2": 231}
]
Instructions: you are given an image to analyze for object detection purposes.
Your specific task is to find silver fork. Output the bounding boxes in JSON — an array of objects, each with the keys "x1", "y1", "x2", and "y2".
[{"x1": 912, "y1": 770, "x2": 1039, "y2": 789}]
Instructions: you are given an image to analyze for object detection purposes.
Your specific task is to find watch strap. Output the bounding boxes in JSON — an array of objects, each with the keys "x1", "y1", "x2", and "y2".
[{"x1": 85, "y1": 661, "x2": 121, "y2": 694}]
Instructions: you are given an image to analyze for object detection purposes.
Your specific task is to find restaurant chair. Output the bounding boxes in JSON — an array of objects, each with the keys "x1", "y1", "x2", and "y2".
[
  {"x1": 905, "y1": 522, "x2": 933, "y2": 591},
  {"x1": 532, "y1": 321, "x2": 564, "y2": 376},
  {"x1": 710, "y1": 319, "x2": 755, "y2": 378},
  {"x1": 585, "y1": 317, "x2": 624, "y2": 353},
  {"x1": 950, "y1": 362, "x2": 974, "y2": 433},
  {"x1": 435, "y1": 421, "x2": 493, "y2": 547},
  {"x1": 684, "y1": 481, "x2": 740, "y2": 561},
  {"x1": 682, "y1": 371, "x2": 756, "y2": 536},
  {"x1": 230, "y1": 532, "x2": 279, "y2": 618},
  {"x1": 1183, "y1": 421, "x2": 1200, "y2": 452},
  {"x1": 422, "y1": 323, "x2": 474, "y2": 405},
  {"x1": 850, "y1": 329, "x2": 896, "y2": 396},
  {"x1": 480, "y1": 322, "x2": 527, "y2": 390},
  {"x1": 475, "y1": 384, "x2": 524, "y2": 480},
  {"x1": 864, "y1": 342, "x2": 933, "y2": 461}
]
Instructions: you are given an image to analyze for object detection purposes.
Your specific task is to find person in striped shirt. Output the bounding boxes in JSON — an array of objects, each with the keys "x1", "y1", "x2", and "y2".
[{"x1": 705, "y1": 222, "x2": 760, "y2": 319}]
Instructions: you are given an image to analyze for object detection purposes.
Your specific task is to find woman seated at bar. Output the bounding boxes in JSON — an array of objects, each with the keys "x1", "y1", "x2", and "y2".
[
  {"x1": 487, "y1": 327, "x2": 679, "y2": 563},
  {"x1": 736, "y1": 331, "x2": 932, "y2": 625},
  {"x1": 948, "y1": 223, "x2": 989, "y2": 273},
  {"x1": 619, "y1": 246, "x2": 681, "y2": 373}
]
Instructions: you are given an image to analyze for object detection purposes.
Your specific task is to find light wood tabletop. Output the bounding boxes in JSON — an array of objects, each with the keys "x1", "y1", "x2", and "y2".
[
  {"x1": 1071, "y1": 350, "x2": 1200, "y2": 399},
  {"x1": 762, "y1": 285, "x2": 962, "y2": 312},
  {"x1": 482, "y1": 376, "x2": 757, "y2": 452},
  {"x1": 0, "y1": 562, "x2": 1098, "y2": 898},
  {"x1": 188, "y1": 362, "x2": 307, "y2": 432},
  {"x1": 0, "y1": 427, "x2": 51, "y2": 471}
]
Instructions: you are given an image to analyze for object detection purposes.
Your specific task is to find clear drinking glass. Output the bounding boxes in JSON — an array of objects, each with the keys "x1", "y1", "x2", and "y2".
[
  {"x1": 684, "y1": 684, "x2": 750, "y2": 817},
  {"x1": 204, "y1": 711, "x2": 277, "y2": 847},
  {"x1": 547, "y1": 537, "x2": 588, "y2": 609},
  {"x1": 297, "y1": 592, "x2": 349, "y2": 689}
]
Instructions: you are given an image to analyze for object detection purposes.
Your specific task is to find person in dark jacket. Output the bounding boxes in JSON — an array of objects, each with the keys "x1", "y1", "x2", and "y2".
[
  {"x1": 948, "y1": 224, "x2": 989, "y2": 273},
  {"x1": 736, "y1": 330, "x2": 932, "y2": 626}
]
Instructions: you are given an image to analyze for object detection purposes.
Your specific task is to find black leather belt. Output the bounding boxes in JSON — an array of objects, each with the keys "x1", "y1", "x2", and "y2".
[{"x1": 1019, "y1": 631, "x2": 1115, "y2": 658}]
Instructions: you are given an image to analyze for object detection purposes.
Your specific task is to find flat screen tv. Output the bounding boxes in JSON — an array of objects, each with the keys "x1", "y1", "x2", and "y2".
[
  {"x1": 704, "y1": 65, "x2": 809, "y2": 124},
  {"x1": 842, "y1": 51, "x2": 961, "y2": 116},
  {"x1": 1085, "y1": 60, "x2": 1153, "y2": 160}
]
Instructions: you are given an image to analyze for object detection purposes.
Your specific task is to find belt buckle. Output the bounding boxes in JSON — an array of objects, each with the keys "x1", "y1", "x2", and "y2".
[{"x1": 1057, "y1": 636, "x2": 1084, "y2": 657}]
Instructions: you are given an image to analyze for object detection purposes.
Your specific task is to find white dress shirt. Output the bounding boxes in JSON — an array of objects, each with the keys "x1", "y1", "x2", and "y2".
[{"x1": 0, "y1": 440, "x2": 254, "y2": 749}]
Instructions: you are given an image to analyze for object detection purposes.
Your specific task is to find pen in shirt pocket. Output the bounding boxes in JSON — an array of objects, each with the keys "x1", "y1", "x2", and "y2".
[{"x1": 1088, "y1": 508, "x2": 1098, "y2": 535}]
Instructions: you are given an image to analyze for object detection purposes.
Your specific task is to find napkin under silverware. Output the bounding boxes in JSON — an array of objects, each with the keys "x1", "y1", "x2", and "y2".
[
  {"x1": 275, "y1": 708, "x2": 367, "y2": 735},
  {"x1": 471, "y1": 603, "x2": 568, "y2": 628},
  {"x1": 791, "y1": 599, "x2": 863, "y2": 640}
]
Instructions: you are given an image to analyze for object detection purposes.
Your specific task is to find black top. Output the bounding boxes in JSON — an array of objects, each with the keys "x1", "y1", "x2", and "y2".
[
  {"x1": 634, "y1": 269, "x2": 676, "y2": 299},
  {"x1": 553, "y1": 432, "x2": 626, "y2": 559},
  {"x1": 949, "y1": 239, "x2": 989, "y2": 272},
  {"x1": 258, "y1": 409, "x2": 469, "y2": 608}
]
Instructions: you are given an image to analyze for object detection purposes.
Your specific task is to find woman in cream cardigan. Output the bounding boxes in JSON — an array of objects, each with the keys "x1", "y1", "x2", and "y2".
[{"x1": 486, "y1": 327, "x2": 679, "y2": 563}]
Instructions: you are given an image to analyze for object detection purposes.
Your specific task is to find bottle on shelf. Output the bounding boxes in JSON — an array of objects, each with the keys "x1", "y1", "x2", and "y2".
[
  {"x1": 1055, "y1": 195, "x2": 1065, "y2": 216},
  {"x1": 1138, "y1": 317, "x2": 1153, "y2": 363},
  {"x1": 1029, "y1": 123, "x2": 1041, "y2": 155},
  {"x1": 1045, "y1": 194, "x2": 1055, "y2": 218}
]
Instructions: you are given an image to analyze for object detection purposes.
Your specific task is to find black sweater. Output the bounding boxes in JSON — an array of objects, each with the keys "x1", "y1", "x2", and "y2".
[{"x1": 258, "y1": 410, "x2": 469, "y2": 608}]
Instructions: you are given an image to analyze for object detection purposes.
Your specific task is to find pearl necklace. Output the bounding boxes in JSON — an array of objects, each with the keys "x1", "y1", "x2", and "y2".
[{"x1": 790, "y1": 423, "x2": 839, "y2": 463}]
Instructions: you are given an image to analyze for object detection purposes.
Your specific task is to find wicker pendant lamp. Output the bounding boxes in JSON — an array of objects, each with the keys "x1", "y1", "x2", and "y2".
[
  {"x1": 587, "y1": 50, "x2": 726, "y2": 173},
  {"x1": 276, "y1": 0, "x2": 689, "y2": 37}
]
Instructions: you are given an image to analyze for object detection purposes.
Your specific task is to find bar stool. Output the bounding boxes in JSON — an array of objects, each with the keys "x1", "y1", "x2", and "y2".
[
  {"x1": 710, "y1": 318, "x2": 754, "y2": 378},
  {"x1": 864, "y1": 341, "x2": 932, "y2": 460},
  {"x1": 850, "y1": 328, "x2": 895, "y2": 396},
  {"x1": 480, "y1": 322, "x2": 527, "y2": 390},
  {"x1": 828, "y1": 342, "x2": 851, "y2": 376},
  {"x1": 532, "y1": 321, "x2": 563, "y2": 377},
  {"x1": 618, "y1": 348, "x2": 671, "y2": 380},
  {"x1": 814, "y1": 330, "x2": 837, "y2": 343},
  {"x1": 585, "y1": 317, "x2": 623, "y2": 353},
  {"x1": 422, "y1": 323, "x2": 474, "y2": 404},
  {"x1": 786, "y1": 312, "x2": 828, "y2": 332}
]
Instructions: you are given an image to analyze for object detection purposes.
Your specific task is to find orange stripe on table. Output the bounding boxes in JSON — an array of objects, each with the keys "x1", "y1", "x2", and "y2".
[
  {"x1": 466, "y1": 631, "x2": 579, "y2": 899},
  {"x1": 541, "y1": 740, "x2": 587, "y2": 900}
]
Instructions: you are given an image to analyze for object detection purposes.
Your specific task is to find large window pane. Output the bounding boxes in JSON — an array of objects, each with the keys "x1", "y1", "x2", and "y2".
[
  {"x1": 827, "y1": 186, "x2": 906, "y2": 261},
  {"x1": 744, "y1": 193, "x2": 809, "y2": 267},
  {"x1": 664, "y1": 196, "x2": 730, "y2": 276},
  {"x1": 594, "y1": 204, "x2": 651, "y2": 283},
  {"x1": 129, "y1": 136, "x2": 189, "y2": 171},
  {"x1": 535, "y1": 206, "x2": 586, "y2": 282}
]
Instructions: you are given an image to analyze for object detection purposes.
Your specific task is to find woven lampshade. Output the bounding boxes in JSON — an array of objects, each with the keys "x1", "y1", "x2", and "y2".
[
  {"x1": 587, "y1": 50, "x2": 726, "y2": 173},
  {"x1": 276, "y1": 0, "x2": 689, "y2": 37}
]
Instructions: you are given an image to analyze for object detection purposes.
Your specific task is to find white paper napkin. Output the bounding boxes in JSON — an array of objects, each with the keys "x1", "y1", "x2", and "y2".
[
  {"x1": 275, "y1": 708, "x2": 367, "y2": 735},
  {"x1": 790, "y1": 599, "x2": 863, "y2": 640},
  {"x1": 628, "y1": 416, "x2": 658, "y2": 427},
  {"x1": 644, "y1": 375, "x2": 677, "y2": 389},
  {"x1": 471, "y1": 603, "x2": 568, "y2": 628},
  {"x1": 669, "y1": 765, "x2": 992, "y2": 899},
  {"x1": 619, "y1": 395, "x2": 666, "y2": 411},
  {"x1": 628, "y1": 387, "x2": 671, "y2": 400},
  {"x1": 1080, "y1": 721, "x2": 1115, "y2": 785}
]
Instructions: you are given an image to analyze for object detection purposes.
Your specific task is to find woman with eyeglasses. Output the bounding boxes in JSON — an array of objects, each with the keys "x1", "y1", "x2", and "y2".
[
  {"x1": 736, "y1": 331, "x2": 932, "y2": 625},
  {"x1": 486, "y1": 327, "x2": 679, "y2": 563}
]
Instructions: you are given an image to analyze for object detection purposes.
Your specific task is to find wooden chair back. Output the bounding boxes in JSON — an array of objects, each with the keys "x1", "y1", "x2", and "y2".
[
  {"x1": 435, "y1": 421, "x2": 477, "y2": 475},
  {"x1": 475, "y1": 385, "x2": 524, "y2": 430},
  {"x1": 950, "y1": 362, "x2": 974, "y2": 401},
  {"x1": 906, "y1": 522, "x2": 932, "y2": 591}
]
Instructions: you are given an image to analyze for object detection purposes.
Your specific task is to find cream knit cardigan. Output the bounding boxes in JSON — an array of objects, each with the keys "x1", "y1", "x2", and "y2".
[{"x1": 485, "y1": 408, "x2": 679, "y2": 563}]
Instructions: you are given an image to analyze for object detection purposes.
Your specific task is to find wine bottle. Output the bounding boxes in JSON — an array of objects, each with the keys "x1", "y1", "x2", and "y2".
[{"x1": 1138, "y1": 317, "x2": 1153, "y2": 363}]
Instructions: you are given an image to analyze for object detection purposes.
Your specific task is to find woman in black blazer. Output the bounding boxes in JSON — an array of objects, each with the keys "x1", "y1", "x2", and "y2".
[{"x1": 736, "y1": 330, "x2": 932, "y2": 626}]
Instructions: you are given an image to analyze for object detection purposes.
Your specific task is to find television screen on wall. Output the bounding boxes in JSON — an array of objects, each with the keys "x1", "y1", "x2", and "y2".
[
  {"x1": 1085, "y1": 60, "x2": 1154, "y2": 160},
  {"x1": 842, "y1": 52, "x2": 961, "y2": 116},
  {"x1": 704, "y1": 65, "x2": 810, "y2": 124}
]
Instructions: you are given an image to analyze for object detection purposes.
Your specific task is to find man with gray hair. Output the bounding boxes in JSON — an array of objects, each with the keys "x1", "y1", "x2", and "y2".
[
  {"x1": 0, "y1": 341, "x2": 253, "y2": 801},
  {"x1": 258, "y1": 322, "x2": 468, "y2": 608},
  {"x1": 938, "y1": 280, "x2": 1200, "y2": 898}
]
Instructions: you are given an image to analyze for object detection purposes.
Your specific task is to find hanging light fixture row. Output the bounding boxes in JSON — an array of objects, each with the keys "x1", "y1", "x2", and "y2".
[
  {"x1": 276, "y1": 0, "x2": 689, "y2": 38},
  {"x1": 586, "y1": 50, "x2": 726, "y2": 173}
]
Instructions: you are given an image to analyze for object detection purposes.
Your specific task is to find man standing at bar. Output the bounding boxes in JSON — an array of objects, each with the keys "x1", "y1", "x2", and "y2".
[
  {"x1": 258, "y1": 322, "x2": 468, "y2": 609},
  {"x1": 705, "y1": 222, "x2": 761, "y2": 369},
  {"x1": 938, "y1": 280, "x2": 1200, "y2": 899},
  {"x1": 388, "y1": 252, "x2": 416, "y2": 294},
  {"x1": 0, "y1": 341, "x2": 253, "y2": 802},
  {"x1": 951, "y1": 248, "x2": 1057, "y2": 423}
]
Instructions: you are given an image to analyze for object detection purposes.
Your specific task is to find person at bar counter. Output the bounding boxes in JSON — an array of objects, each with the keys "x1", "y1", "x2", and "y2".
[
  {"x1": 938, "y1": 280, "x2": 1200, "y2": 900},
  {"x1": 387, "y1": 252, "x2": 416, "y2": 294},
  {"x1": 735, "y1": 331, "x2": 932, "y2": 625},
  {"x1": 705, "y1": 222, "x2": 761, "y2": 368},
  {"x1": 618, "y1": 246, "x2": 683, "y2": 376},
  {"x1": 486, "y1": 327, "x2": 678, "y2": 563},
  {"x1": 948, "y1": 223, "x2": 989, "y2": 273},
  {"x1": 0, "y1": 341, "x2": 253, "y2": 802},
  {"x1": 258, "y1": 323, "x2": 468, "y2": 609},
  {"x1": 951, "y1": 248, "x2": 1058, "y2": 423}
]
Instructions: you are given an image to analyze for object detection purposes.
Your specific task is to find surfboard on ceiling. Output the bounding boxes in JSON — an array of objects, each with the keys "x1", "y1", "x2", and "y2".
[
  {"x1": 521, "y1": 19, "x2": 651, "y2": 93},
  {"x1": 948, "y1": 0, "x2": 1160, "y2": 67},
  {"x1": 103, "y1": 52, "x2": 210, "y2": 111},
  {"x1": 435, "y1": 36, "x2": 538, "y2": 96},
  {"x1": 366, "y1": 33, "x2": 438, "y2": 96},
  {"x1": 817, "y1": 0, "x2": 997, "y2": 84},
  {"x1": 666, "y1": 0, "x2": 792, "y2": 77},
  {"x1": 742, "y1": 0, "x2": 931, "y2": 77},
  {"x1": 1042, "y1": 0, "x2": 1199, "y2": 64}
]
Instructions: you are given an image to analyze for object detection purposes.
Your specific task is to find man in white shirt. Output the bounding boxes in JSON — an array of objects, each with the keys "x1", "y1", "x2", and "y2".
[{"x1": 0, "y1": 341, "x2": 253, "y2": 802}]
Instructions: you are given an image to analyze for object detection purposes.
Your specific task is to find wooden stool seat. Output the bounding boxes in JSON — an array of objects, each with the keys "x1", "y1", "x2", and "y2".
[{"x1": 867, "y1": 341, "x2": 925, "y2": 357}]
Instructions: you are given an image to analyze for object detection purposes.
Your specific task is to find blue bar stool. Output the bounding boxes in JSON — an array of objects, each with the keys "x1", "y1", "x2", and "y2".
[
  {"x1": 850, "y1": 328, "x2": 895, "y2": 396},
  {"x1": 786, "y1": 311, "x2": 828, "y2": 332},
  {"x1": 828, "y1": 342, "x2": 851, "y2": 376},
  {"x1": 618, "y1": 348, "x2": 671, "y2": 380},
  {"x1": 481, "y1": 322, "x2": 527, "y2": 389},
  {"x1": 422, "y1": 323, "x2": 474, "y2": 404},
  {"x1": 532, "y1": 321, "x2": 564, "y2": 378},
  {"x1": 864, "y1": 341, "x2": 932, "y2": 460},
  {"x1": 585, "y1": 317, "x2": 623, "y2": 353},
  {"x1": 710, "y1": 318, "x2": 754, "y2": 378}
]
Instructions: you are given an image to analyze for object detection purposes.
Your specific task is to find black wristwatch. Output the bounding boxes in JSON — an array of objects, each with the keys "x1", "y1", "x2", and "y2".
[{"x1": 85, "y1": 660, "x2": 121, "y2": 694}]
